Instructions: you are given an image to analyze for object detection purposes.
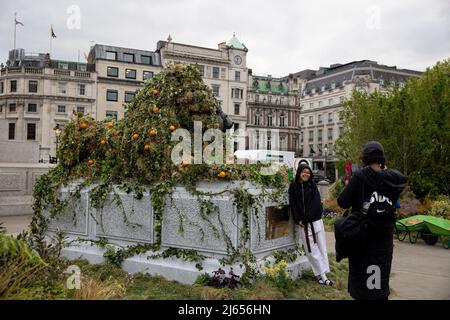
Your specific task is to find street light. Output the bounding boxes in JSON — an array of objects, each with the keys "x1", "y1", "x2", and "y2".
[
  {"x1": 323, "y1": 144, "x2": 328, "y2": 181},
  {"x1": 53, "y1": 124, "x2": 61, "y2": 163}
]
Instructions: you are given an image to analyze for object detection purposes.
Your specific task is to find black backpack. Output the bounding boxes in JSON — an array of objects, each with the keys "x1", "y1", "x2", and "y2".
[{"x1": 334, "y1": 189, "x2": 396, "y2": 262}]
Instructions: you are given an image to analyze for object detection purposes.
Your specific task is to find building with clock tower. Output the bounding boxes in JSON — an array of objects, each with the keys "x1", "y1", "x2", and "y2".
[{"x1": 157, "y1": 34, "x2": 249, "y2": 137}]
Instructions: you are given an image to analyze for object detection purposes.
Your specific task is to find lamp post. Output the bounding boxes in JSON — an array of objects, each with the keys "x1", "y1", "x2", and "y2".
[
  {"x1": 53, "y1": 124, "x2": 61, "y2": 163},
  {"x1": 323, "y1": 144, "x2": 328, "y2": 181}
]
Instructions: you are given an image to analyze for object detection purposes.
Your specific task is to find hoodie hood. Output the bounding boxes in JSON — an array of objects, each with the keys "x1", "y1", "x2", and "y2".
[
  {"x1": 295, "y1": 163, "x2": 314, "y2": 183},
  {"x1": 357, "y1": 167, "x2": 407, "y2": 199}
]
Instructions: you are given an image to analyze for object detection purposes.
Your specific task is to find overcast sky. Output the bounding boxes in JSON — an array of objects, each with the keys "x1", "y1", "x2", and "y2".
[{"x1": 0, "y1": 0, "x2": 449, "y2": 76}]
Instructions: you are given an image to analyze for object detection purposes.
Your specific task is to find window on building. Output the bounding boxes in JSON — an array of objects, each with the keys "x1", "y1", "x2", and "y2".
[
  {"x1": 300, "y1": 117, "x2": 304, "y2": 126},
  {"x1": 339, "y1": 111, "x2": 344, "y2": 121},
  {"x1": 267, "y1": 113, "x2": 273, "y2": 127},
  {"x1": 232, "y1": 88, "x2": 243, "y2": 99},
  {"x1": 143, "y1": 71, "x2": 154, "y2": 81},
  {"x1": 57, "y1": 105, "x2": 66, "y2": 113},
  {"x1": 328, "y1": 127, "x2": 333, "y2": 140},
  {"x1": 0, "y1": 81, "x2": 4, "y2": 93},
  {"x1": 328, "y1": 143, "x2": 333, "y2": 155},
  {"x1": 300, "y1": 132, "x2": 304, "y2": 143},
  {"x1": 27, "y1": 104, "x2": 37, "y2": 113},
  {"x1": 280, "y1": 114, "x2": 286, "y2": 127},
  {"x1": 309, "y1": 116, "x2": 313, "y2": 125},
  {"x1": 309, "y1": 144, "x2": 314, "y2": 156},
  {"x1": 340, "y1": 96, "x2": 345, "y2": 103},
  {"x1": 254, "y1": 112, "x2": 261, "y2": 125},
  {"x1": 123, "y1": 53, "x2": 134, "y2": 63},
  {"x1": 321, "y1": 85, "x2": 326, "y2": 92},
  {"x1": 328, "y1": 98, "x2": 333, "y2": 106},
  {"x1": 318, "y1": 100, "x2": 323, "y2": 107},
  {"x1": 339, "y1": 127, "x2": 343, "y2": 137},
  {"x1": 318, "y1": 114, "x2": 322, "y2": 124},
  {"x1": 77, "y1": 106, "x2": 85, "y2": 114},
  {"x1": 106, "y1": 110, "x2": 118, "y2": 120},
  {"x1": 379, "y1": 79, "x2": 384, "y2": 85},
  {"x1": 309, "y1": 102, "x2": 314, "y2": 108},
  {"x1": 8, "y1": 123, "x2": 15, "y2": 140},
  {"x1": 141, "y1": 55, "x2": 152, "y2": 65},
  {"x1": 78, "y1": 64, "x2": 87, "y2": 71},
  {"x1": 198, "y1": 65, "x2": 205, "y2": 76},
  {"x1": 10, "y1": 80, "x2": 17, "y2": 92},
  {"x1": 124, "y1": 91, "x2": 135, "y2": 103},
  {"x1": 29, "y1": 80, "x2": 38, "y2": 93},
  {"x1": 107, "y1": 90, "x2": 118, "y2": 101},
  {"x1": 58, "y1": 63, "x2": 68, "y2": 70},
  {"x1": 212, "y1": 67, "x2": 220, "y2": 79},
  {"x1": 318, "y1": 129, "x2": 323, "y2": 142},
  {"x1": 311, "y1": 88, "x2": 316, "y2": 94},
  {"x1": 79, "y1": 84, "x2": 85, "y2": 95},
  {"x1": 0, "y1": 105, "x2": 3, "y2": 113},
  {"x1": 255, "y1": 132, "x2": 260, "y2": 149},
  {"x1": 27, "y1": 123, "x2": 36, "y2": 140},
  {"x1": 235, "y1": 71, "x2": 240, "y2": 82},
  {"x1": 125, "y1": 69, "x2": 136, "y2": 79},
  {"x1": 211, "y1": 85, "x2": 220, "y2": 97},
  {"x1": 234, "y1": 103, "x2": 240, "y2": 115},
  {"x1": 107, "y1": 67, "x2": 119, "y2": 77},
  {"x1": 328, "y1": 112, "x2": 333, "y2": 123},
  {"x1": 280, "y1": 136, "x2": 287, "y2": 150},
  {"x1": 267, "y1": 135, "x2": 272, "y2": 149},
  {"x1": 255, "y1": 94, "x2": 259, "y2": 103},
  {"x1": 268, "y1": 96, "x2": 272, "y2": 104},
  {"x1": 234, "y1": 123, "x2": 239, "y2": 132},
  {"x1": 59, "y1": 83, "x2": 67, "y2": 94},
  {"x1": 331, "y1": 82, "x2": 336, "y2": 89},
  {"x1": 308, "y1": 130, "x2": 314, "y2": 142},
  {"x1": 9, "y1": 103, "x2": 16, "y2": 113}
]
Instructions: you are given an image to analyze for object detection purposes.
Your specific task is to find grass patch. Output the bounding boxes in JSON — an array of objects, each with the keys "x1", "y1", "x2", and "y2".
[{"x1": 1, "y1": 254, "x2": 351, "y2": 300}]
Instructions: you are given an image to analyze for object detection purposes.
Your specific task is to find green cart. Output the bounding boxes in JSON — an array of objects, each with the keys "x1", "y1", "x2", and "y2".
[{"x1": 395, "y1": 215, "x2": 450, "y2": 248}]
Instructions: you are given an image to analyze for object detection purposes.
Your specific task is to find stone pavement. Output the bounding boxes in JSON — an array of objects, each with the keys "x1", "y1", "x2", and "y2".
[{"x1": 1, "y1": 214, "x2": 449, "y2": 299}]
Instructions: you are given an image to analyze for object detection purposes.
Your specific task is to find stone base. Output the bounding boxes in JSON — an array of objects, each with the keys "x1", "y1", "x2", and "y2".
[{"x1": 59, "y1": 243, "x2": 311, "y2": 285}]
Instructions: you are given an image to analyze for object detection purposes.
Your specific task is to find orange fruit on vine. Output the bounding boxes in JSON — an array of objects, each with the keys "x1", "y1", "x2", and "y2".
[
  {"x1": 218, "y1": 171, "x2": 226, "y2": 178},
  {"x1": 80, "y1": 122, "x2": 88, "y2": 129},
  {"x1": 107, "y1": 122, "x2": 113, "y2": 129},
  {"x1": 152, "y1": 105, "x2": 159, "y2": 113},
  {"x1": 100, "y1": 139, "x2": 106, "y2": 145},
  {"x1": 149, "y1": 129, "x2": 157, "y2": 136},
  {"x1": 151, "y1": 89, "x2": 158, "y2": 96},
  {"x1": 181, "y1": 160, "x2": 189, "y2": 168},
  {"x1": 87, "y1": 159, "x2": 94, "y2": 166},
  {"x1": 133, "y1": 133, "x2": 139, "y2": 140},
  {"x1": 168, "y1": 125, "x2": 176, "y2": 132},
  {"x1": 144, "y1": 144, "x2": 151, "y2": 151}
]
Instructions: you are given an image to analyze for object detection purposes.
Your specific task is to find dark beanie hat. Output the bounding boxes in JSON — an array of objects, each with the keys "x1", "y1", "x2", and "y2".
[{"x1": 361, "y1": 141, "x2": 386, "y2": 166}]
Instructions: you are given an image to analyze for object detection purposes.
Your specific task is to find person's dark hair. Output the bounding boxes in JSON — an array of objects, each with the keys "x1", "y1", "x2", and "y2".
[{"x1": 360, "y1": 141, "x2": 386, "y2": 168}]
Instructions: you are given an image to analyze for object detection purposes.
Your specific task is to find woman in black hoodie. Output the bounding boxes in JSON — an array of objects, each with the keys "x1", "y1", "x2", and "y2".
[
  {"x1": 337, "y1": 141, "x2": 407, "y2": 300},
  {"x1": 289, "y1": 163, "x2": 333, "y2": 286}
]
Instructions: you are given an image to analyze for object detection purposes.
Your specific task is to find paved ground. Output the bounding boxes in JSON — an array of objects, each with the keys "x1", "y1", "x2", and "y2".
[{"x1": 1, "y1": 214, "x2": 449, "y2": 300}]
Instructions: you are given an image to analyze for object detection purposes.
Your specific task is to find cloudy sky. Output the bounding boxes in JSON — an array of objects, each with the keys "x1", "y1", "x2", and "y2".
[{"x1": 0, "y1": 0, "x2": 448, "y2": 75}]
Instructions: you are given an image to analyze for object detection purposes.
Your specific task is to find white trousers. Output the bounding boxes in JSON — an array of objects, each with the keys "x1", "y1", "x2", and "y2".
[{"x1": 300, "y1": 219, "x2": 330, "y2": 276}]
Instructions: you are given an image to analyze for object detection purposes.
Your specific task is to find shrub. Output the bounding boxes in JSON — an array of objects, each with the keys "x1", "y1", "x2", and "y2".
[
  {"x1": 326, "y1": 179, "x2": 345, "y2": 200},
  {"x1": 429, "y1": 196, "x2": 450, "y2": 220}
]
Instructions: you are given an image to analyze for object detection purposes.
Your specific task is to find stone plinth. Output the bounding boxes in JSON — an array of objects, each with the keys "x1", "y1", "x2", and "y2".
[{"x1": 46, "y1": 181, "x2": 309, "y2": 284}]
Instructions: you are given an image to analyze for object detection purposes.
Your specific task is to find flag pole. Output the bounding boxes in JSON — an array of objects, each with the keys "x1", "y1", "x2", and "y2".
[
  {"x1": 14, "y1": 12, "x2": 17, "y2": 50},
  {"x1": 50, "y1": 25, "x2": 52, "y2": 55}
]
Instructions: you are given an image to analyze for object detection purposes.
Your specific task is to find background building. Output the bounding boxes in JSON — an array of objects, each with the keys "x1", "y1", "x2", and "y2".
[
  {"x1": 246, "y1": 71, "x2": 303, "y2": 154},
  {"x1": 296, "y1": 60, "x2": 422, "y2": 179},
  {"x1": 157, "y1": 34, "x2": 249, "y2": 133},
  {"x1": 87, "y1": 44, "x2": 162, "y2": 121},
  {"x1": 0, "y1": 48, "x2": 96, "y2": 162}
]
